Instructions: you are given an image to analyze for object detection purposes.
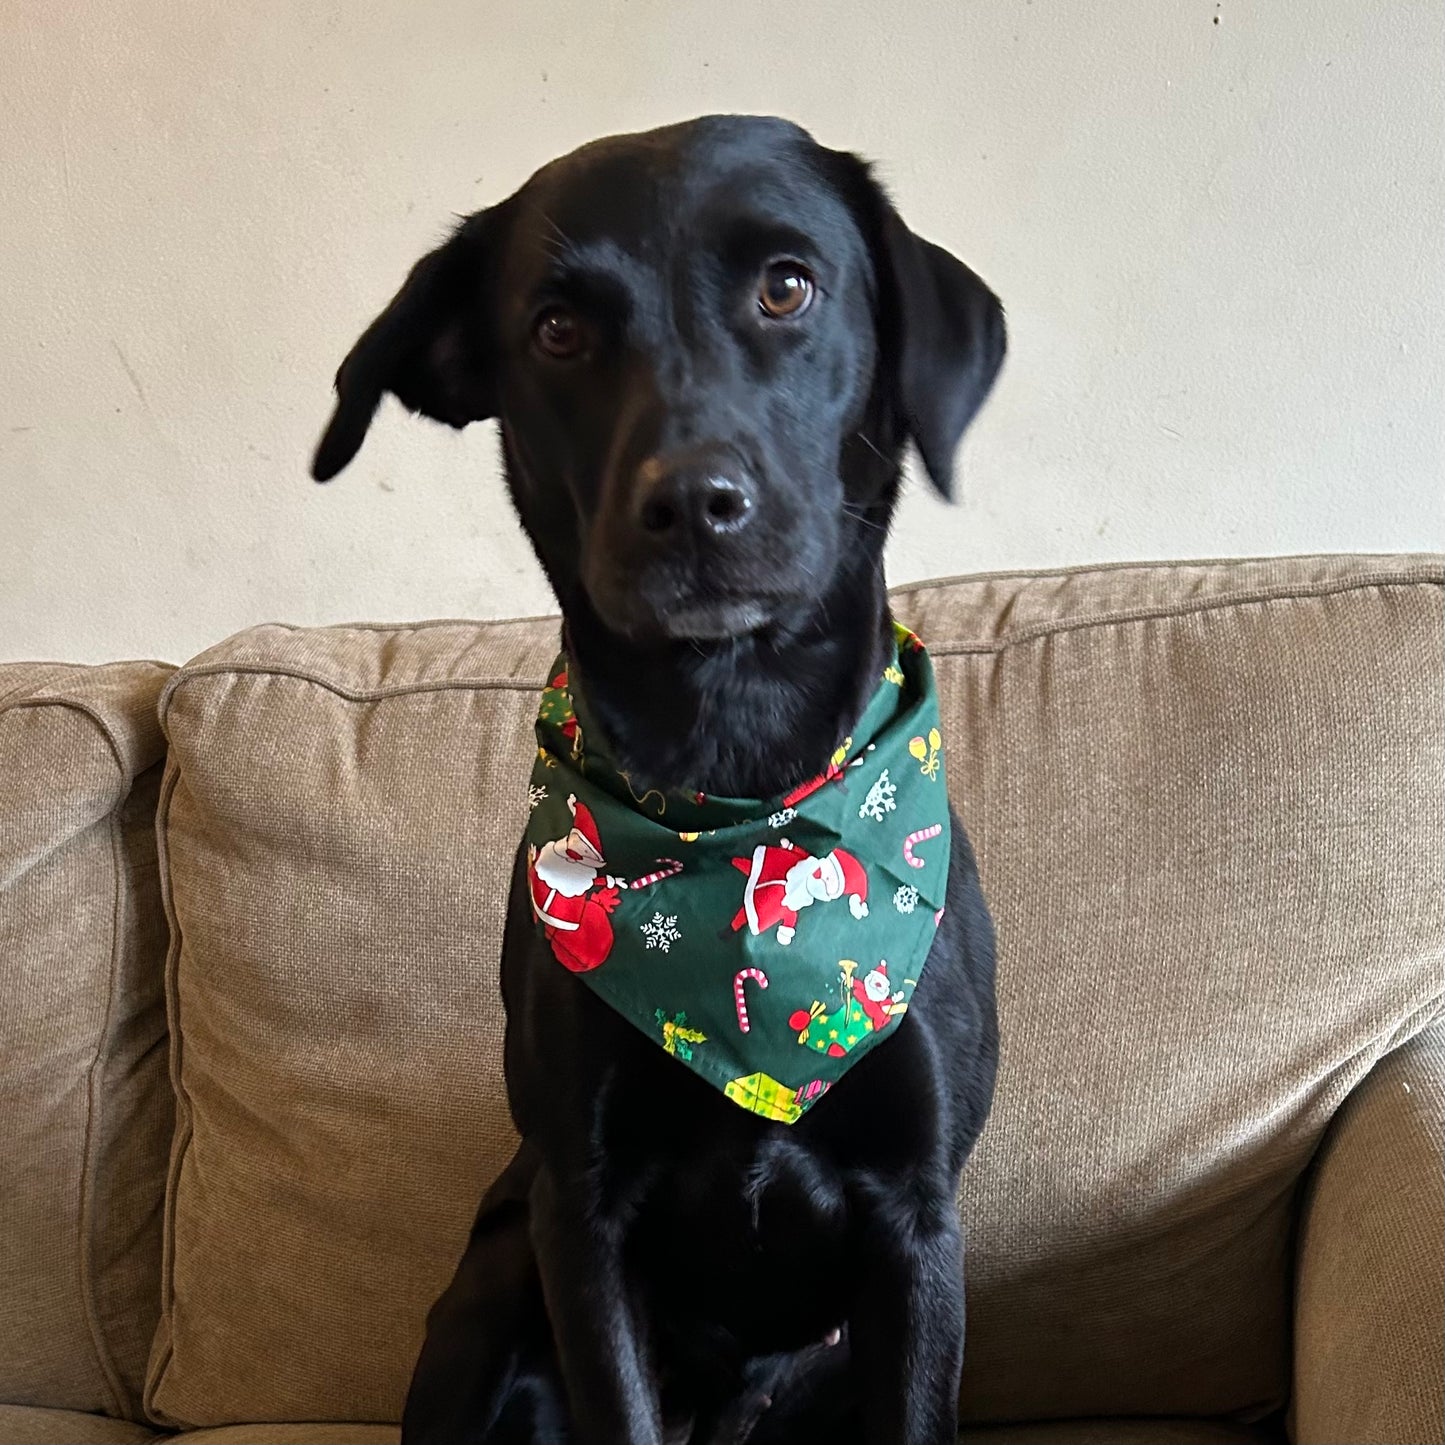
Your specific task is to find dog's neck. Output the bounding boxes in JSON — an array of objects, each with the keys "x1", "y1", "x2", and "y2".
[{"x1": 559, "y1": 527, "x2": 893, "y2": 800}]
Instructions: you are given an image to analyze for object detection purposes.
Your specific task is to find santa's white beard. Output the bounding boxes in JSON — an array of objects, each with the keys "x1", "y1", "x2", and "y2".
[
  {"x1": 535, "y1": 839, "x2": 596, "y2": 897},
  {"x1": 863, "y1": 972, "x2": 891, "y2": 1002},
  {"x1": 783, "y1": 854, "x2": 841, "y2": 911}
]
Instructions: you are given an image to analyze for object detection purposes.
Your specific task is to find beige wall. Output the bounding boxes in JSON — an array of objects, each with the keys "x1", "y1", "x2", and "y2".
[{"x1": 2, "y1": 1, "x2": 1441, "y2": 664}]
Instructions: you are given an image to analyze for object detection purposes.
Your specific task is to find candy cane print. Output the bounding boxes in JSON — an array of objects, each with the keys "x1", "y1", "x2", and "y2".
[
  {"x1": 628, "y1": 859, "x2": 683, "y2": 889},
  {"x1": 902, "y1": 823, "x2": 943, "y2": 869},
  {"x1": 734, "y1": 967, "x2": 769, "y2": 1033}
]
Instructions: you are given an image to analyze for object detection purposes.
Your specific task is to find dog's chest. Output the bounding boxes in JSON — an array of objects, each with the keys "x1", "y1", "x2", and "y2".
[{"x1": 629, "y1": 1127, "x2": 854, "y2": 1351}]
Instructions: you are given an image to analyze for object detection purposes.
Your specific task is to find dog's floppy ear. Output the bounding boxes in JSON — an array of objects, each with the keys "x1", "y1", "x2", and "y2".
[
  {"x1": 311, "y1": 207, "x2": 503, "y2": 482},
  {"x1": 840, "y1": 158, "x2": 1005, "y2": 499},
  {"x1": 877, "y1": 208, "x2": 1006, "y2": 498}
]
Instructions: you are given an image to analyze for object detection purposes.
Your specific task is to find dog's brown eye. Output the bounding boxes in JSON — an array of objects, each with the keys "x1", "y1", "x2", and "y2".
[
  {"x1": 534, "y1": 307, "x2": 584, "y2": 359},
  {"x1": 758, "y1": 262, "x2": 815, "y2": 319}
]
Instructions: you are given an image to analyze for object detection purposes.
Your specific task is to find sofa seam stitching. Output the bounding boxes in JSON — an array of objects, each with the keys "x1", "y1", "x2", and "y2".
[
  {"x1": 0, "y1": 681, "x2": 163, "y2": 1418},
  {"x1": 0, "y1": 662, "x2": 174, "y2": 720},
  {"x1": 140, "y1": 759, "x2": 186, "y2": 1429},
  {"x1": 923, "y1": 575, "x2": 1445, "y2": 656},
  {"x1": 161, "y1": 666, "x2": 541, "y2": 710},
  {"x1": 0, "y1": 697, "x2": 136, "y2": 777},
  {"x1": 75, "y1": 788, "x2": 135, "y2": 1419},
  {"x1": 890, "y1": 551, "x2": 1445, "y2": 594}
]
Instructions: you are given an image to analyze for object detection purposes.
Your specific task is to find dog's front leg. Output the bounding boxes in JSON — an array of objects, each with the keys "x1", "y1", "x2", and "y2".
[
  {"x1": 531, "y1": 1163, "x2": 661, "y2": 1445},
  {"x1": 850, "y1": 1188, "x2": 966, "y2": 1445}
]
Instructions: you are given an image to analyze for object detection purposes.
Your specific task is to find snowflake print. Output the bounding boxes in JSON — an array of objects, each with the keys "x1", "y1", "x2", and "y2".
[
  {"x1": 859, "y1": 768, "x2": 897, "y2": 822},
  {"x1": 641, "y1": 913, "x2": 681, "y2": 952},
  {"x1": 768, "y1": 806, "x2": 798, "y2": 829},
  {"x1": 527, "y1": 784, "x2": 549, "y2": 811},
  {"x1": 893, "y1": 884, "x2": 919, "y2": 915}
]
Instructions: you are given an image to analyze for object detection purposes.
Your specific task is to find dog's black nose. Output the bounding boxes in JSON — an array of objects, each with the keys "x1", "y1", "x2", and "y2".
[{"x1": 634, "y1": 457, "x2": 756, "y2": 542}]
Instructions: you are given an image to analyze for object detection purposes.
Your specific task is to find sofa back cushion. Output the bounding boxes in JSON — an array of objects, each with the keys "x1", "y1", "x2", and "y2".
[
  {"x1": 144, "y1": 556, "x2": 1445, "y2": 1429},
  {"x1": 0, "y1": 662, "x2": 174, "y2": 1419},
  {"x1": 145, "y1": 623, "x2": 550, "y2": 1428}
]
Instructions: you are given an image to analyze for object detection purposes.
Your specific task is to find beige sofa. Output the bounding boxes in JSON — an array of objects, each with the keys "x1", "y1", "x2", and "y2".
[{"x1": 2, "y1": 554, "x2": 1441, "y2": 1445}]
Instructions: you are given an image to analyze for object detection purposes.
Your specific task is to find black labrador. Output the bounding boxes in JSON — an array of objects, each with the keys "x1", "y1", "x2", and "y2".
[{"x1": 312, "y1": 114, "x2": 1003, "y2": 1445}]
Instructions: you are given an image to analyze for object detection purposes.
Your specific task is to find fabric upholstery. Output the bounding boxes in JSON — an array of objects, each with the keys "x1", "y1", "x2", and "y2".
[
  {"x1": 0, "y1": 1409, "x2": 1279, "y2": 1445},
  {"x1": 0, "y1": 1404, "x2": 159, "y2": 1443},
  {"x1": 144, "y1": 624, "x2": 554, "y2": 1428},
  {"x1": 1292, "y1": 1019, "x2": 1445, "y2": 1445},
  {"x1": 143, "y1": 555, "x2": 1444, "y2": 1431},
  {"x1": 168, "y1": 1428, "x2": 401, "y2": 1444},
  {"x1": 0, "y1": 663, "x2": 174, "y2": 1420},
  {"x1": 898, "y1": 556, "x2": 1445, "y2": 1424},
  {"x1": 0, "y1": 1413, "x2": 1281, "y2": 1445},
  {"x1": 158, "y1": 1419, "x2": 1286, "y2": 1445},
  {"x1": 958, "y1": 1422, "x2": 1279, "y2": 1444}
]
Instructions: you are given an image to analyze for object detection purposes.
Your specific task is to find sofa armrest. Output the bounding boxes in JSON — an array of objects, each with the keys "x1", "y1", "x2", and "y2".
[{"x1": 1293, "y1": 1020, "x2": 1445, "y2": 1445}]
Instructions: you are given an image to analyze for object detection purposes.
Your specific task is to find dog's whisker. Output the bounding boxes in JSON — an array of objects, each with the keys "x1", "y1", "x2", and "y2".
[
  {"x1": 842, "y1": 506, "x2": 887, "y2": 535},
  {"x1": 853, "y1": 431, "x2": 896, "y2": 467},
  {"x1": 540, "y1": 211, "x2": 575, "y2": 247}
]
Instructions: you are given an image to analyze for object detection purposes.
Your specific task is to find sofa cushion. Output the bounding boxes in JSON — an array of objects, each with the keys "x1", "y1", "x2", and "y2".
[
  {"x1": 168, "y1": 1428, "x2": 401, "y2": 1444},
  {"x1": 957, "y1": 1424, "x2": 1278, "y2": 1445},
  {"x1": 896, "y1": 554, "x2": 1445, "y2": 1422},
  {"x1": 0, "y1": 1405, "x2": 159, "y2": 1443},
  {"x1": 145, "y1": 622, "x2": 551, "y2": 1428},
  {"x1": 160, "y1": 1419, "x2": 1279, "y2": 1445},
  {"x1": 145, "y1": 556, "x2": 1444, "y2": 1429},
  {"x1": 0, "y1": 1408, "x2": 1280, "y2": 1445},
  {"x1": 0, "y1": 663, "x2": 174, "y2": 1420}
]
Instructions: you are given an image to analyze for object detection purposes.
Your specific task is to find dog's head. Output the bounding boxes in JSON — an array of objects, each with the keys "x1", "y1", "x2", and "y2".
[{"x1": 313, "y1": 115, "x2": 1004, "y2": 643}]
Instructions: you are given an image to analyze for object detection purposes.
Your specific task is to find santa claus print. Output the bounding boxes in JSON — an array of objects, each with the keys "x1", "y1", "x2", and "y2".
[
  {"x1": 729, "y1": 838, "x2": 869, "y2": 946},
  {"x1": 528, "y1": 796, "x2": 622, "y2": 973},
  {"x1": 852, "y1": 960, "x2": 906, "y2": 1032}
]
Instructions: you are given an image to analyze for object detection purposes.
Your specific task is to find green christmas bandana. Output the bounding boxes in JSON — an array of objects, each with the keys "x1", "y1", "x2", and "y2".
[{"x1": 524, "y1": 623, "x2": 950, "y2": 1124}]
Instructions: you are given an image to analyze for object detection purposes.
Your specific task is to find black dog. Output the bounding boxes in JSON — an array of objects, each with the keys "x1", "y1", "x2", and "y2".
[{"x1": 313, "y1": 115, "x2": 1002, "y2": 1445}]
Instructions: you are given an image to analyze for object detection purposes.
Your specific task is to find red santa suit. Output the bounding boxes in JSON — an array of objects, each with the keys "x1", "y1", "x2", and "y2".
[
  {"x1": 528, "y1": 798, "x2": 619, "y2": 973},
  {"x1": 853, "y1": 962, "x2": 902, "y2": 1032},
  {"x1": 730, "y1": 839, "x2": 868, "y2": 946}
]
